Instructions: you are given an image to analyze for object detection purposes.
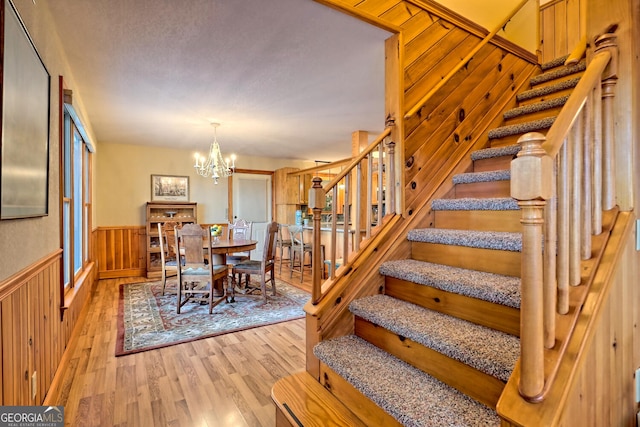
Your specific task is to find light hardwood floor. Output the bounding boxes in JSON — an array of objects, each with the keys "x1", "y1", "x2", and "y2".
[{"x1": 56, "y1": 264, "x2": 311, "y2": 427}]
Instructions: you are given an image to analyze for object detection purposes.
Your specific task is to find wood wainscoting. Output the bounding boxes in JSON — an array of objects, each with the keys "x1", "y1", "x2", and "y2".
[
  {"x1": 0, "y1": 250, "x2": 95, "y2": 405},
  {"x1": 96, "y1": 226, "x2": 146, "y2": 279}
]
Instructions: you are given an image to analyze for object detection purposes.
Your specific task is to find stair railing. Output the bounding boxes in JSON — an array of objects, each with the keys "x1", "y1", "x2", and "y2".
[
  {"x1": 308, "y1": 127, "x2": 395, "y2": 305},
  {"x1": 404, "y1": 0, "x2": 531, "y2": 119},
  {"x1": 511, "y1": 32, "x2": 618, "y2": 402}
]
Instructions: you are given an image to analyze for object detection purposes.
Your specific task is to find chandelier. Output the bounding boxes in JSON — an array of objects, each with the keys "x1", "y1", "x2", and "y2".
[{"x1": 193, "y1": 123, "x2": 236, "y2": 184}]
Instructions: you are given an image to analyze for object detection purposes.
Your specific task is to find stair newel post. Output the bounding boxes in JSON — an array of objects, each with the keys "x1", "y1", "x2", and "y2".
[
  {"x1": 309, "y1": 176, "x2": 325, "y2": 304},
  {"x1": 511, "y1": 132, "x2": 553, "y2": 401}
]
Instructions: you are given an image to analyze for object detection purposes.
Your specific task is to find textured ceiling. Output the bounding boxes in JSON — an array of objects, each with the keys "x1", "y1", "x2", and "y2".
[{"x1": 44, "y1": 0, "x2": 392, "y2": 162}]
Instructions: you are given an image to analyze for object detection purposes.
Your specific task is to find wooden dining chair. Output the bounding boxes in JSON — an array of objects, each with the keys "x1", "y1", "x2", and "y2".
[
  {"x1": 289, "y1": 225, "x2": 324, "y2": 283},
  {"x1": 158, "y1": 221, "x2": 178, "y2": 295},
  {"x1": 175, "y1": 223, "x2": 228, "y2": 314},
  {"x1": 227, "y1": 218, "x2": 252, "y2": 286},
  {"x1": 276, "y1": 223, "x2": 292, "y2": 274},
  {"x1": 232, "y1": 221, "x2": 279, "y2": 303}
]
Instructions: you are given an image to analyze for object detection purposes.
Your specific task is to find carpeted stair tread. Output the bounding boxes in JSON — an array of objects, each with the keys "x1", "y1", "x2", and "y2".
[
  {"x1": 408, "y1": 228, "x2": 522, "y2": 252},
  {"x1": 470, "y1": 144, "x2": 520, "y2": 161},
  {"x1": 540, "y1": 54, "x2": 570, "y2": 70},
  {"x1": 516, "y1": 77, "x2": 580, "y2": 102},
  {"x1": 503, "y1": 95, "x2": 569, "y2": 120},
  {"x1": 452, "y1": 169, "x2": 510, "y2": 185},
  {"x1": 431, "y1": 197, "x2": 519, "y2": 211},
  {"x1": 529, "y1": 59, "x2": 586, "y2": 86},
  {"x1": 380, "y1": 259, "x2": 520, "y2": 308},
  {"x1": 314, "y1": 335, "x2": 500, "y2": 427},
  {"x1": 487, "y1": 116, "x2": 556, "y2": 140},
  {"x1": 351, "y1": 295, "x2": 519, "y2": 381}
]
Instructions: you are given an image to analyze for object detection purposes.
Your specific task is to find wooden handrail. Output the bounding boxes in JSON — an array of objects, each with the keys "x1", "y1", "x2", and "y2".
[
  {"x1": 323, "y1": 128, "x2": 391, "y2": 191},
  {"x1": 404, "y1": 0, "x2": 530, "y2": 119},
  {"x1": 542, "y1": 50, "x2": 612, "y2": 158},
  {"x1": 564, "y1": 34, "x2": 587, "y2": 65},
  {"x1": 287, "y1": 158, "x2": 353, "y2": 176}
]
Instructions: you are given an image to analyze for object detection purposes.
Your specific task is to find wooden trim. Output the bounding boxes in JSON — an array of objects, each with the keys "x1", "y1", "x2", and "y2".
[
  {"x1": 540, "y1": 0, "x2": 567, "y2": 10},
  {"x1": 233, "y1": 168, "x2": 273, "y2": 175},
  {"x1": 0, "y1": 250, "x2": 62, "y2": 301},
  {"x1": 287, "y1": 159, "x2": 352, "y2": 176},
  {"x1": 312, "y1": 0, "x2": 402, "y2": 33}
]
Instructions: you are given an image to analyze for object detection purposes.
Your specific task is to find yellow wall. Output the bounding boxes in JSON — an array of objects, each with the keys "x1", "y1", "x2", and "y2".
[
  {"x1": 95, "y1": 142, "x2": 313, "y2": 226},
  {"x1": 439, "y1": 0, "x2": 539, "y2": 53},
  {"x1": 0, "y1": 1, "x2": 94, "y2": 282}
]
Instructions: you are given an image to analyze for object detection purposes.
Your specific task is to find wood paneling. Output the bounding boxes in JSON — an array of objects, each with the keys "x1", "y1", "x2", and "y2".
[
  {"x1": 96, "y1": 226, "x2": 146, "y2": 279},
  {"x1": 539, "y1": 0, "x2": 584, "y2": 63},
  {"x1": 0, "y1": 252, "x2": 94, "y2": 406}
]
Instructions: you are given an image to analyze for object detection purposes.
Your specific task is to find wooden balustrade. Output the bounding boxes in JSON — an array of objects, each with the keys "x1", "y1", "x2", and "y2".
[
  {"x1": 510, "y1": 32, "x2": 618, "y2": 402},
  {"x1": 309, "y1": 128, "x2": 395, "y2": 305}
]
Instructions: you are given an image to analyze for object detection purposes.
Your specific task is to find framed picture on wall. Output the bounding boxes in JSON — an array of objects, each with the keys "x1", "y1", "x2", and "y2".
[
  {"x1": 151, "y1": 175, "x2": 189, "y2": 202},
  {"x1": 0, "y1": 0, "x2": 51, "y2": 219}
]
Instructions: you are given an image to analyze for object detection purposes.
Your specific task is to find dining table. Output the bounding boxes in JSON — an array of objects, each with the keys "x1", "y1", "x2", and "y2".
[{"x1": 173, "y1": 237, "x2": 258, "y2": 301}]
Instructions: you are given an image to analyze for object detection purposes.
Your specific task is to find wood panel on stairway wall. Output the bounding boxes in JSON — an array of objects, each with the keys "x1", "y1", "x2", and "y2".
[
  {"x1": 556, "y1": 215, "x2": 639, "y2": 426},
  {"x1": 539, "y1": 0, "x2": 585, "y2": 63},
  {"x1": 96, "y1": 226, "x2": 146, "y2": 279}
]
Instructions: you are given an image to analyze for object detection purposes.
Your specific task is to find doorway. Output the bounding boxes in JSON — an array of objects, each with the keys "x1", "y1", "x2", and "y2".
[{"x1": 231, "y1": 172, "x2": 272, "y2": 260}]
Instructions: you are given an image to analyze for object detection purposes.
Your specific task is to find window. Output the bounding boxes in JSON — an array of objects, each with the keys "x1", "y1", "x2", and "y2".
[{"x1": 62, "y1": 90, "x2": 92, "y2": 290}]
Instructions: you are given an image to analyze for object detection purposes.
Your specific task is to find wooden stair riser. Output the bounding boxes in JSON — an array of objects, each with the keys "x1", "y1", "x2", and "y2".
[
  {"x1": 517, "y1": 87, "x2": 576, "y2": 106},
  {"x1": 530, "y1": 70, "x2": 585, "y2": 89},
  {"x1": 319, "y1": 363, "x2": 402, "y2": 427},
  {"x1": 489, "y1": 133, "x2": 526, "y2": 148},
  {"x1": 434, "y1": 209, "x2": 522, "y2": 232},
  {"x1": 502, "y1": 106, "x2": 563, "y2": 127},
  {"x1": 454, "y1": 180, "x2": 511, "y2": 198},
  {"x1": 473, "y1": 155, "x2": 516, "y2": 172},
  {"x1": 355, "y1": 318, "x2": 506, "y2": 409},
  {"x1": 272, "y1": 372, "x2": 368, "y2": 427},
  {"x1": 385, "y1": 277, "x2": 520, "y2": 336},
  {"x1": 411, "y1": 241, "x2": 521, "y2": 276}
]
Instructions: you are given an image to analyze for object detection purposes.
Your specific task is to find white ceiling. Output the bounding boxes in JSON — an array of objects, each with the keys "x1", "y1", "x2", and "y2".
[{"x1": 44, "y1": 0, "x2": 392, "y2": 162}]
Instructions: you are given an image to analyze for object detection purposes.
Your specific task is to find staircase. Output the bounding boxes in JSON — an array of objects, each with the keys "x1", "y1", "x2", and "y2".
[{"x1": 273, "y1": 56, "x2": 587, "y2": 426}]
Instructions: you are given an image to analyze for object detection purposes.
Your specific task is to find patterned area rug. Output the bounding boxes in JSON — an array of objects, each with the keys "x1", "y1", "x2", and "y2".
[{"x1": 116, "y1": 279, "x2": 309, "y2": 356}]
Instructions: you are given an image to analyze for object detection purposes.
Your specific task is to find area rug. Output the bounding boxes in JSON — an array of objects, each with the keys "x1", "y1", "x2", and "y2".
[{"x1": 115, "y1": 279, "x2": 309, "y2": 356}]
